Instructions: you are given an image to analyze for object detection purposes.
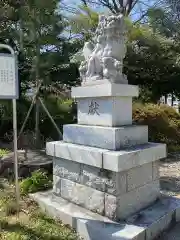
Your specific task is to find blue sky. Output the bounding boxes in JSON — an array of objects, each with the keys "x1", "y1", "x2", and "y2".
[
  {"x1": 61, "y1": 0, "x2": 157, "y2": 22},
  {"x1": 62, "y1": 0, "x2": 104, "y2": 16}
]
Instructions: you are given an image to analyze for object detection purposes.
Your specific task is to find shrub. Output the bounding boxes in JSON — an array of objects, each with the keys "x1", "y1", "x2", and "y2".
[
  {"x1": 0, "y1": 149, "x2": 10, "y2": 157},
  {"x1": 0, "y1": 96, "x2": 76, "y2": 144},
  {"x1": 133, "y1": 103, "x2": 180, "y2": 152},
  {"x1": 20, "y1": 170, "x2": 52, "y2": 195}
]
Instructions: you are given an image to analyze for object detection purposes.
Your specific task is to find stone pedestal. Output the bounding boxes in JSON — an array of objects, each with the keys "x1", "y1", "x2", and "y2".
[
  {"x1": 46, "y1": 83, "x2": 166, "y2": 221},
  {"x1": 31, "y1": 12, "x2": 180, "y2": 238}
]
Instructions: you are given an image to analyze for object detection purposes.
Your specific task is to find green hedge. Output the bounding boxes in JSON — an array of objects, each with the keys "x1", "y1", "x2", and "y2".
[{"x1": 133, "y1": 103, "x2": 180, "y2": 152}]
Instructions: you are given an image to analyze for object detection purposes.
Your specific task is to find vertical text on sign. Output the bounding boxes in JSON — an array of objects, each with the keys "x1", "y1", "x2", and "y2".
[{"x1": 0, "y1": 54, "x2": 17, "y2": 98}]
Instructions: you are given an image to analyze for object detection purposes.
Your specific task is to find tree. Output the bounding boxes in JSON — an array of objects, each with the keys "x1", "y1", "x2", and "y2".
[
  {"x1": 81, "y1": 0, "x2": 136, "y2": 14},
  {"x1": 62, "y1": 0, "x2": 163, "y2": 23},
  {"x1": 69, "y1": 5, "x2": 99, "y2": 41},
  {"x1": 148, "y1": 7, "x2": 180, "y2": 38},
  {"x1": 146, "y1": 5, "x2": 180, "y2": 102},
  {"x1": 0, "y1": 0, "x2": 81, "y2": 145},
  {"x1": 0, "y1": 0, "x2": 80, "y2": 92}
]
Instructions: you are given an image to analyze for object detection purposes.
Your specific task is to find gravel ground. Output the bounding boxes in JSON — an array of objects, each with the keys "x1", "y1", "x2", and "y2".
[
  {"x1": 160, "y1": 153, "x2": 180, "y2": 196},
  {"x1": 159, "y1": 154, "x2": 180, "y2": 239}
]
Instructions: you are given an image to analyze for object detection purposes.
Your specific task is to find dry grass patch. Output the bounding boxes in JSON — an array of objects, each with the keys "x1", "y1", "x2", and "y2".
[{"x1": 0, "y1": 179, "x2": 79, "y2": 240}]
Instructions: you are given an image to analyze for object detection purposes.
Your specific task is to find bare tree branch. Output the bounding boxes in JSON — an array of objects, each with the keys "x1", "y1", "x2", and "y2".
[
  {"x1": 81, "y1": 0, "x2": 88, "y2": 6},
  {"x1": 126, "y1": 0, "x2": 134, "y2": 15},
  {"x1": 112, "y1": 0, "x2": 120, "y2": 13},
  {"x1": 61, "y1": 0, "x2": 163, "y2": 22},
  {"x1": 117, "y1": 0, "x2": 124, "y2": 7},
  {"x1": 131, "y1": 0, "x2": 139, "y2": 11},
  {"x1": 134, "y1": 10, "x2": 149, "y2": 23}
]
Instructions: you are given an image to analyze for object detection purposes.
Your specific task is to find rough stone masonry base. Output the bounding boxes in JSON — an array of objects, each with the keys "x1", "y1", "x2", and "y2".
[
  {"x1": 47, "y1": 141, "x2": 166, "y2": 220},
  {"x1": 53, "y1": 159, "x2": 160, "y2": 220}
]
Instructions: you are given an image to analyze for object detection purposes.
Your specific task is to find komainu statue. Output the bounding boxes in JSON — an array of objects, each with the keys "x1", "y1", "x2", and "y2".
[{"x1": 79, "y1": 14, "x2": 128, "y2": 85}]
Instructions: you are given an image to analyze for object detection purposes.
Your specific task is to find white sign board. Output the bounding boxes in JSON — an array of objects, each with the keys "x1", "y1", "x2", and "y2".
[
  {"x1": 0, "y1": 45, "x2": 20, "y2": 212},
  {"x1": 0, "y1": 53, "x2": 19, "y2": 99}
]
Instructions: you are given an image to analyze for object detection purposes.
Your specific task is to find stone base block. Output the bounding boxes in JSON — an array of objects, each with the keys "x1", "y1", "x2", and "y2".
[
  {"x1": 61, "y1": 178, "x2": 104, "y2": 214},
  {"x1": 103, "y1": 143, "x2": 166, "y2": 172},
  {"x1": 54, "y1": 177, "x2": 105, "y2": 214},
  {"x1": 46, "y1": 141, "x2": 166, "y2": 172},
  {"x1": 53, "y1": 157, "x2": 159, "y2": 196},
  {"x1": 77, "y1": 96, "x2": 133, "y2": 126},
  {"x1": 71, "y1": 83, "x2": 139, "y2": 98},
  {"x1": 105, "y1": 180, "x2": 160, "y2": 220},
  {"x1": 63, "y1": 124, "x2": 148, "y2": 150},
  {"x1": 127, "y1": 196, "x2": 180, "y2": 240},
  {"x1": 30, "y1": 191, "x2": 180, "y2": 240},
  {"x1": 53, "y1": 174, "x2": 160, "y2": 220},
  {"x1": 81, "y1": 78, "x2": 128, "y2": 86},
  {"x1": 53, "y1": 157, "x2": 127, "y2": 195}
]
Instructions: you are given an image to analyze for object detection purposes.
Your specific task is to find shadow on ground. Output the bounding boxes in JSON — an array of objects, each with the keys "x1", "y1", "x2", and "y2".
[{"x1": 160, "y1": 176, "x2": 180, "y2": 193}]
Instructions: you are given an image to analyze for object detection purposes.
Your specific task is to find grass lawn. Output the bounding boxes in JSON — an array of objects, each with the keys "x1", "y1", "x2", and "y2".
[{"x1": 0, "y1": 179, "x2": 79, "y2": 240}]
